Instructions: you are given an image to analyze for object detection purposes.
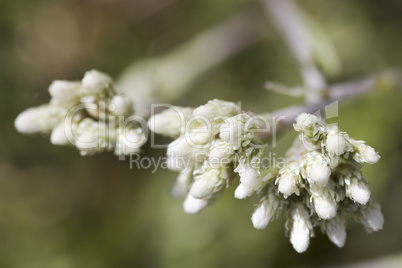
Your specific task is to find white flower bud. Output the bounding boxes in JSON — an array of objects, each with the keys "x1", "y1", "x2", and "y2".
[
  {"x1": 302, "y1": 151, "x2": 331, "y2": 187},
  {"x1": 322, "y1": 215, "x2": 346, "y2": 248},
  {"x1": 239, "y1": 166, "x2": 259, "y2": 189},
  {"x1": 352, "y1": 141, "x2": 381, "y2": 164},
  {"x1": 50, "y1": 123, "x2": 70, "y2": 145},
  {"x1": 115, "y1": 127, "x2": 146, "y2": 155},
  {"x1": 15, "y1": 105, "x2": 65, "y2": 134},
  {"x1": 326, "y1": 130, "x2": 349, "y2": 155},
  {"x1": 294, "y1": 114, "x2": 325, "y2": 151},
  {"x1": 109, "y1": 95, "x2": 133, "y2": 116},
  {"x1": 193, "y1": 99, "x2": 238, "y2": 123},
  {"x1": 234, "y1": 184, "x2": 254, "y2": 199},
  {"x1": 313, "y1": 195, "x2": 337, "y2": 220},
  {"x1": 293, "y1": 113, "x2": 318, "y2": 132},
  {"x1": 166, "y1": 134, "x2": 207, "y2": 170},
  {"x1": 251, "y1": 189, "x2": 282, "y2": 229},
  {"x1": 209, "y1": 147, "x2": 229, "y2": 161},
  {"x1": 358, "y1": 202, "x2": 384, "y2": 233},
  {"x1": 49, "y1": 80, "x2": 81, "y2": 102},
  {"x1": 276, "y1": 162, "x2": 301, "y2": 198},
  {"x1": 82, "y1": 70, "x2": 113, "y2": 94},
  {"x1": 219, "y1": 113, "x2": 256, "y2": 150},
  {"x1": 190, "y1": 169, "x2": 224, "y2": 199},
  {"x1": 252, "y1": 204, "x2": 270, "y2": 230},
  {"x1": 187, "y1": 131, "x2": 211, "y2": 146},
  {"x1": 183, "y1": 194, "x2": 208, "y2": 214},
  {"x1": 289, "y1": 204, "x2": 313, "y2": 253},
  {"x1": 277, "y1": 175, "x2": 298, "y2": 198},
  {"x1": 308, "y1": 163, "x2": 331, "y2": 187},
  {"x1": 15, "y1": 108, "x2": 44, "y2": 134},
  {"x1": 209, "y1": 140, "x2": 233, "y2": 161},
  {"x1": 344, "y1": 176, "x2": 371, "y2": 205},
  {"x1": 310, "y1": 184, "x2": 337, "y2": 220},
  {"x1": 73, "y1": 119, "x2": 108, "y2": 156},
  {"x1": 148, "y1": 107, "x2": 193, "y2": 138}
]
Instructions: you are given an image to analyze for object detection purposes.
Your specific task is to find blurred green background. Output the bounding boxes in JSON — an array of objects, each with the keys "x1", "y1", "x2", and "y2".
[{"x1": 1, "y1": 0, "x2": 402, "y2": 267}]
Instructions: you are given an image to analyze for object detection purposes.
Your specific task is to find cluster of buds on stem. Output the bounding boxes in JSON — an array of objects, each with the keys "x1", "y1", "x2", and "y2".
[
  {"x1": 15, "y1": 70, "x2": 147, "y2": 155},
  {"x1": 250, "y1": 113, "x2": 383, "y2": 252},
  {"x1": 148, "y1": 99, "x2": 267, "y2": 213},
  {"x1": 150, "y1": 105, "x2": 383, "y2": 253}
]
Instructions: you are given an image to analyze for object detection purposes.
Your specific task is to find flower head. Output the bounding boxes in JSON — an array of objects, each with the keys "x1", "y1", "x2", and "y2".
[{"x1": 15, "y1": 70, "x2": 145, "y2": 156}]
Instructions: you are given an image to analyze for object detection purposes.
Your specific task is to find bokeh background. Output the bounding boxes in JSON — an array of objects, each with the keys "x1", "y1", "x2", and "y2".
[{"x1": 1, "y1": 0, "x2": 402, "y2": 267}]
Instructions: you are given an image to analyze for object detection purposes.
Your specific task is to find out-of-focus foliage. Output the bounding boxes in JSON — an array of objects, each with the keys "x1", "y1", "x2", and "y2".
[{"x1": 1, "y1": 0, "x2": 402, "y2": 267}]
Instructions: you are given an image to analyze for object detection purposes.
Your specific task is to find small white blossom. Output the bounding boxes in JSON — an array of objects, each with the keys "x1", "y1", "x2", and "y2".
[
  {"x1": 183, "y1": 194, "x2": 208, "y2": 214},
  {"x1": 166, "y1": 134, "x2": 207, "y2": 170},
  {"x1": 109, "y1": 95, "x2": 133, "y2": 116},
  {"x1": 276, "y1": 162, "x2": 301, "y2": 198},
  {"x1": 209, "y1": 140, "x2": 234, "y2": 161},
  {"x1": 294, "y1": 113, "x2": 324, "y2": 150},
  {"x1": 302, "y1": 151, "x2": 331, "y2": 187},
  {"x1": 235, "y1": 148, "x2": 264, "y2": 190},
  {"x1": 310, "y1": 184, "x2": 338, "y2": 220},
  {"x1": 356, "y1": 201, "x2": 384, "y2": 233},
  {"x1": 336, "y1": 165, "x2": 371, "y2": 205},
  {"x1": 192, "y1": 99, "x2": 238, "y2": 127},
  {"x1": 49, "y1": 80, "x2": 81, "y2": 102},
  {"x1": 293, "y1": 113, "x2": 319, "y2": 132},
  {"x1": 326, "y1": 128, "x2": 351, "y2": 156},
  {"x1": 115, "y1": 126, "x2": 146, "y2": 155},
  {"x1": 234, "y1": 183, "x2": 254, "y2": 199},
  {"x1": 352, "y1": 141, "x2": 381, "y2": 164},
  {"x1": 345, "y1": 176, "x2": 371, "y2": 205},
  {"x1": 219, "y1": 113, "x2": 256, "y2": 150},
  {"x1": 148, "y1": 107, "x2": 194, "y2": 138},
  {"x1": 289, "y1": 204, "x2": 313, "y2": 253},
  {"x1": 74, "y1": 118, "x2": 108, "y2": 156},
  {"x1": 186, "y1": 131, "x2": 211, "y2": 147},
  {"x1": 50, "y1": 122, "x2": 70, "y2": 146},
  {"x1": 236, "y1": 168, "x2": 279, "y2": 199},
  {"x1": 321, "y1": 214, "x2": 346, "y2": 248},
  {"x1": 251, "y1": 188, "x2": 283, "y2": 229},
  {"x1": 189, "y1": 168, "x2": 225, "y2": 199},
  {"x1": 81, "y1": 70, "x2": 113, "y2": 95},
  {"x1": 15, "y1": 104, "x2": 66, "y2": 134},
  {"x1": 239, "y1": 165, "x2": 259, "y2": 190}
]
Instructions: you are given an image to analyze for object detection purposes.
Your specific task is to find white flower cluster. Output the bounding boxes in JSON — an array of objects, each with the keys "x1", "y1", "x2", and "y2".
[
  {"x1": 250, "y1": 113, "x2": 383, "y2": 253},
  {"x1": 15, "y1": 70, "x2": 146, "y2": 156},
  {"x1": 148, "y1": 99, "x2": 266, "y2": 214},
  {"x1": 150, "y1": 104, "x2": 383, "y2": 253}
]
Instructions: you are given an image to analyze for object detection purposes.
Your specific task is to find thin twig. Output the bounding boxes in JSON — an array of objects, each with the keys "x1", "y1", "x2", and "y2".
[
  {"x1": 263, "y1": 0, "x2": 327, "y2": 104},
  {"x1": 268, "y1": 71, "x2": 401, "y2": 134}
]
